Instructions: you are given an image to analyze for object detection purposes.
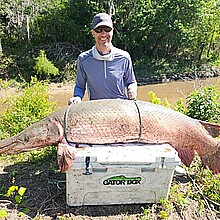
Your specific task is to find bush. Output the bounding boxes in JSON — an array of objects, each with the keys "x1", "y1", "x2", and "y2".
[
  {"x1": 148, "y1": 91, "x2": 171, "y2": 108},
  {"x1": 186, "y1": 85, "x2": 220, "y2": 123},
  {"x1": 148, "y1": 84, "x2": 220, "y2": 124},
  {"x1": 34, "y1": 50, "x2": 59, "y2": 80},
  {"x1": 0, "y1": 78, "x2": 57, "y2": 139}
]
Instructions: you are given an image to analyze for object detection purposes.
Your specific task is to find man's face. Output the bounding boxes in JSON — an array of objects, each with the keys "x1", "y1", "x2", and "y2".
[{"x1": 92, "y1": 26, "x2": 114, "y2": 49}]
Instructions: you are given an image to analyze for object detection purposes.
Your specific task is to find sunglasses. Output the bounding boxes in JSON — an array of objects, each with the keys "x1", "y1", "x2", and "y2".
[{"x1": 94, "y1": 27, "x2": 112, "y2": 33}]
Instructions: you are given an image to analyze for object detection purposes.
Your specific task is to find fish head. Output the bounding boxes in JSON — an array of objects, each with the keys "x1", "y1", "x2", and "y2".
[{"x1": 0, "y1": 118, "x2": 63, "y2": 154}]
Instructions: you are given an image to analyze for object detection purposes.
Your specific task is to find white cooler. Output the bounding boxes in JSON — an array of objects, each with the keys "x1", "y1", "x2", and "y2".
[{"x1": 65, "y1": 144, "x2": 181, "y2": 206}]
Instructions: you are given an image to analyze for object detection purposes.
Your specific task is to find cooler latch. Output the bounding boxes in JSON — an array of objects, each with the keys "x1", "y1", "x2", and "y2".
[
  {"x1": 160, "y1": 157, "x2": 167, "y2": 168},
  {"x1": 83, "y1": 156, "x2": 92, "y2": 175}
]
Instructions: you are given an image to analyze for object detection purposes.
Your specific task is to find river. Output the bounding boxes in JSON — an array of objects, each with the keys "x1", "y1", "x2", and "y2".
[
  {"x1": 49, "y1": 76, "x2": 220, "y2": 107},
  {"x1": 0, "y1": 77, "x2": 220, "y2": 111}
]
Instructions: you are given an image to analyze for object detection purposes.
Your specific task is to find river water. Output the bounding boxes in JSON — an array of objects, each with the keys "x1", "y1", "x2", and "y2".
[
  {"x1": 137, "y1": 77, "x2": 220, "y2": 105},
  {"x1": 49, "y1": 76, "x2": 220, "y2": 108},
  {"x1": 0, "y1": 77, "x2": 219, "y2": 111}
]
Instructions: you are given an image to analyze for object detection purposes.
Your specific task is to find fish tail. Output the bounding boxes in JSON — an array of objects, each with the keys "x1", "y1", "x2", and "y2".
[{"x1": 200, "y1": 142, "x2": 220, "y2": 174}]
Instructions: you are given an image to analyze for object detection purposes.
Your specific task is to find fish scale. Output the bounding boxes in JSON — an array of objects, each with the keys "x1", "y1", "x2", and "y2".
[{"x1": 65, "y1": 100, "x2": 140, "y2": 144}]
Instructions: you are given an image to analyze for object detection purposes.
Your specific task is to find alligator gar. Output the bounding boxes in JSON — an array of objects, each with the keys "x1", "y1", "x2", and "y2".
[{"x1": 0, "y1": 99, "x2": 219, "y2": 173}]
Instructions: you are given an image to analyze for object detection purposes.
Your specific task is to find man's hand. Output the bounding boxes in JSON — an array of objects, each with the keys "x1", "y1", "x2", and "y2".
[
  {"x1": 68, "y1": 96, "x2": 82, "y2": 105},
  {"x1": 127, "y1": 83, "x2": 137, "y2": 100}
]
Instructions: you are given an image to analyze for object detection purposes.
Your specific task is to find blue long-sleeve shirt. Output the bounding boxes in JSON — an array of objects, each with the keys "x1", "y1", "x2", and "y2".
[{"x1": 74, "y1": 46, "x2": 137, "y2": 100}]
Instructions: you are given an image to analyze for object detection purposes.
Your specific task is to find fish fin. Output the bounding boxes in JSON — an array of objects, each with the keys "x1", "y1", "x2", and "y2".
[
  {"x1": 57, "y1": 144, "x2": 76, "y2": 173},
  {"x1": 199, "y1": 143, "x2": 220, "y2": 174},
  {"x1": 175, "y1": 147, "x2": 195, "y2": 167},
  {"x1": 198, "y1": 120, "x2": 220, "y2": 138}
]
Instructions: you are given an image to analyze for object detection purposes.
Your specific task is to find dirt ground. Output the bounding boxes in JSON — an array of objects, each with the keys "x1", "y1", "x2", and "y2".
[
  {"x1": 0, "y1": 154, "x2": 218, "y2": 220},
  {"x1": 0, "y1": 154, "x2": 211, "y2": 220},
  {"x1": 0, "y1": 82, "x2": 74, "y2": 99}
]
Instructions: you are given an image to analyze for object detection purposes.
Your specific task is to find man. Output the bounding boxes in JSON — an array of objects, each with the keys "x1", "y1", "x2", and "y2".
[{"x1": 68, "y1": 12, "x2": 137, "y2": 104}]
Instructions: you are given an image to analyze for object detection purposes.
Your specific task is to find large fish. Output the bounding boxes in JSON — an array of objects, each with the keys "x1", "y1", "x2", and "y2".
[{"x1": 0, "y1": 99, "x2": 219, "y2": 173}]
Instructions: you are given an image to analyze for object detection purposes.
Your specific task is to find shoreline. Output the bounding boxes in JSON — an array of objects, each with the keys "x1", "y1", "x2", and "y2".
[{"x1": 0, "y1": 74, "x2": 220, "y2": 104}]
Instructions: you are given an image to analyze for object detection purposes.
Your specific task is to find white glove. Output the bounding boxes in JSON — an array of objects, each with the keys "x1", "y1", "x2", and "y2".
[
  {"x1": 127, "y1": 83, "x2": 137, "y2": 100},
  {"x1": 68, "y1": 96, "x2": 82, "y2": 105}
]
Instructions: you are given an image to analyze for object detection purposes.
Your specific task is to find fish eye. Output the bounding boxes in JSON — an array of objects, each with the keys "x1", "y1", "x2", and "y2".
[{"x1": 24, "y1": 136, "x2": 29, "y2": 142}]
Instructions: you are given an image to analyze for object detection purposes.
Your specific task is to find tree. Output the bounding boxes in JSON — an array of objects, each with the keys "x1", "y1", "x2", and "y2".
[{"x1": 0, "y1": 0, "x2": 63, "y2": 45}]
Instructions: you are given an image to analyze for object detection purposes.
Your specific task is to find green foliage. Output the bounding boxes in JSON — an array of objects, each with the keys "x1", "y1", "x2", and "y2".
[
  {"x1": 186, "y1": 85, "x2": 220, "y2": 123},
  {"x1": 143, "y1": 158, "x2": 219, "y2": 218},
  {"x1": 32, "y1": 0, "x2": 96, "y2": 48},
  {"x1": 169, "y1": 184, "x2": 190, "y2": 208},
  {"x1": 158, "y1": 198, "x2": 171, "y2": 219},
  {"x1": 0, "y1": 0, "x2": 63, "y2": 43},
  {"x1": 0, "y1": 78, "x2": 57, "y2": 138},
  {"x1": 34, "y1": 50, "x2": 59, "y2": 80},
  {"x1": 189, "y1": 161, "x2": 220, "y2": 206},
  {"x1": 174, "y1": 98, "x2": 188, "y2": 114},
  {"x1": 113, "y1": 0, "x2": 220, "y2": 62},
  {"x1": 1, "y1": 0, "x2": 220, "y2": 82},
  {"x1": 0, "y1": 209, "x2": 8, "y2": 218},
  {"x1": 140, "y1": 207, "x2": 150, "y2": 220},
  {"x1": 0, "y1": 55, "x2": 13, "y2": 76},
  {"x1": 147, "y1": 91, "x2": 171, "y2": 108},
  {"x1": 28, "y1": 146, "x2": 57, "y2": 167},
  {"x1": 148, "y1": 84, "x2": 220, "y2": 123},
  {"x1": 208, "y1": 52, "x2": 220, "y2": 66},
  {"x1": 158, "y1": 210, "x2": 169, "y2": 219},
  {"x1": 4, "y1": 185, "x2": 26, "y2": 204},
  {"x1": 0, "y1": 78, "x2": 20, "y2": 90},
  {"x1": 140, "y1": 162, "x2": 219, "y2": 218}
]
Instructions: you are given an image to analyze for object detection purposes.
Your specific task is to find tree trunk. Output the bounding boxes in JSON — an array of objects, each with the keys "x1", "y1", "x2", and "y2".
[
  {"x1": 207, "y1": 29, "x2": 215, "y2": 58},
  {"x1": 0, "y1": 38, "x2": 3, "y2": 56},
  {"x1": 26, "y1": 15, "x2": 30, "y2": 42},
  {"x1": 108, "y1": 0, "x2": 115, "y2": 16}
]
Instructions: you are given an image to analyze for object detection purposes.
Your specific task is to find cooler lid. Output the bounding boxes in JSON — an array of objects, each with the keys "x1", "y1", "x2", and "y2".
[{"x1": 73, "y1": 144, "x2": 180, "y2": 164}]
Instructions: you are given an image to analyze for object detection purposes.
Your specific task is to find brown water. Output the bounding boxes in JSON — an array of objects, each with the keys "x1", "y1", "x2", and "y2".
[
  {"x1": 138, "y1": 77, "x2": 220, "y2": 105},
  {"x1": 0, "y1": 77, "x2": 220, "y2": 111},
  {"x1": 49, "y1": 77, "x2": 220, "y2": 107}
]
